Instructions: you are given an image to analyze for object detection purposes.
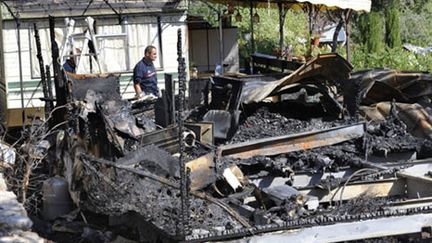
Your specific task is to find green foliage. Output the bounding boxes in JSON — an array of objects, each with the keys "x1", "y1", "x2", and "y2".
[
  {"x1": 189, "y1": 0, "x2": 308, "y2": 58},
  {"x1": 351, "y1": 44, "x2": 432, "y2": 72},
  {"x1": 189, "y1": 0, "x2": 432, "y2": 73},
  {"x1": 231, "y1": 8, "x2": 308, "y2": 58},
  {"x1": 399, "y1": 0, "x2": 432, "y2": 46},
  {"x1": 385, "y1": 4, "x2": 401, "y2": 48},
  {"x1": 400, "y1": 0, "x2": 430, "y2": 12},
  {"x1": 351, "y1": 0, "x2": 432, "y2": 72},
  {"x1": 187, "y1": 1, "x2": 224, "y2": 26},
  {"x1": 355, "y1": 14, "x2": 369, "y2": 45}
]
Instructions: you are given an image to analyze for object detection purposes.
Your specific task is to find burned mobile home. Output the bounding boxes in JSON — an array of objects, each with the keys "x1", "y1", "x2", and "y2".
[
  {"x1": 21, "y1": 48, "x2": 432, "y2": 242},
  {"x1": 3, "y1": 2, "x2": 432, "y2": 243},
  {"x1": 4, "y1": 32, "x2": 432, "y2": 241}
]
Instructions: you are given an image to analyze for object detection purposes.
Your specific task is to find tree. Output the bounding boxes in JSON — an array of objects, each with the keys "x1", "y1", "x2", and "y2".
[
  {"x1": 385, "y1": 0, "x2": 401, "y2": 48},
  {"x1": 187, "y1": 0, "x2": 223, "y2": 27},
  {"x1": 366, "y1": 12, "x2": 385, "y2": 53},
  {"x1": 399, "y1": 0, "x2": 432, "y2": 46}
]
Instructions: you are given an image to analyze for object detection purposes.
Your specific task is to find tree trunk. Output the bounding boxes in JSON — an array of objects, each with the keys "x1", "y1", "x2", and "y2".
[
  {"x1": 385, "y1": 0, "x2": 401, "y2": 48},
  {"x1": 278, "y1": 3, "x2": 288, "y2": 54},
  {"x1": 331, "y1": 18, "x2": 344, "y2": 53}
]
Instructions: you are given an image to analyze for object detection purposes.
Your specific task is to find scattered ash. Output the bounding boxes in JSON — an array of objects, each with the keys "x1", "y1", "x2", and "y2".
[
  {"x1": 184, "y1": 142, "x2": 213, "y2": 161},
  {"x1": 285, "y1": 142, "x2": 365, "y2": 172},
  {"x1": 418, "y1": 139, "x2": 432, "y2": 159},
  {"x1": 365, "y1": 117, "x2": 424, "y2": 156},
  {"x1": 229, "y1": 103, "x2": 352, "y2": 144},
  {"x1": 79, "y1": 163, "x2": 241, "y2": 238},
  {"x1": 233, "y1": 143, "x2": 364, "y2": 176},
  {"x1": 230, "y1": 108, "x2": 311, "y2": 143},
  {"x1": 336, "y1": 193, "x2": 387, "y2": 215},
  {"x1": 228, "y1": 106, "x2": 429, "y2": 174},
  {"x1": 116, "y1": 144, "x2": 179, "y2": 178},
  {"x1": 186, "y1": 106, "x2": 209, "y2": 122},
  {"x1": 72, "y1": 92, "x2": 432, "y2": 241}
]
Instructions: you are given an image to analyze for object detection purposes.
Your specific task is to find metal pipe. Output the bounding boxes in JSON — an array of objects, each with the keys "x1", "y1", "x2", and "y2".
[
  {"x1": 157, "y1": 16, "x2": 164, "y2": 69},
  {"x1": 70, "y1": 33, "x2": 127, "y2": 38},
  {"x1": 121, "y1": 17, "x2": 131, "y2": 70}
]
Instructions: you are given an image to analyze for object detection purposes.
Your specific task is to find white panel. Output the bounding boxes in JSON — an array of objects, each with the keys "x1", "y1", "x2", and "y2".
[
  {"x1": 160, "y1": 23, "x2": 188, "y2": 74},
  {"x1": 190, "y1": 29, "x2": 209, "y2": 71},
  {"x1": 97, "y1": 25, "x2": 127, "y2": 72},
  {"x1": 190, "y1": 28, "x2": 239, "y2": 73}
]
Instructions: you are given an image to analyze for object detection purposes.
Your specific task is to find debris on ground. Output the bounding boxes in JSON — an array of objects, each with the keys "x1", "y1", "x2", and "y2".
[{"x1": 3, "y1": 50, "x2": 432, "y2": 243}]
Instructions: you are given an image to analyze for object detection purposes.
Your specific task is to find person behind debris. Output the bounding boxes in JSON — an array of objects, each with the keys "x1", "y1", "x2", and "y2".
[
  {"x1": 133, "y1": 45, "x2": 159, "y2": 100},
  {"x1": 63, "y1": 51, "x2": 76, "y2": 73}
]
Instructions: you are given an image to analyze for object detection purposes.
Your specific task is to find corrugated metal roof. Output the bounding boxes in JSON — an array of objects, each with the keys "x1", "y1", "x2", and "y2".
[{"x1": 241, "y1": 53, "x2": 353, "y2": 104}]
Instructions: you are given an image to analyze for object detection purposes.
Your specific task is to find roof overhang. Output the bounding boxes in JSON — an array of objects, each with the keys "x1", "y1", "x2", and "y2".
[
  {"x1": 204, "y1": 0, "x2": 371, "y2": 12},
  {"x1": 1, "y1": 0, "x2": 187, "y2": 20}
]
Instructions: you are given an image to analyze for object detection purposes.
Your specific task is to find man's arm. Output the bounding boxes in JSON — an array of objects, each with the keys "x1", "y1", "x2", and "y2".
[
  {"x1": 134, "y1": 83, "x2": 143, "y2": 95},
  {"x1": 133, "y1": 62, "x2": 145, "y2": 96}
]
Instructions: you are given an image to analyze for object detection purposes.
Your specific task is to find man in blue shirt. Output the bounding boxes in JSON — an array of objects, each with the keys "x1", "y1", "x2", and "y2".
[
  {"x1": 133, "y1": 45, "x2": 159, "y2": 99},
  {"x1": 63, "y1": 51, "x2": 76, "y2": 73}
]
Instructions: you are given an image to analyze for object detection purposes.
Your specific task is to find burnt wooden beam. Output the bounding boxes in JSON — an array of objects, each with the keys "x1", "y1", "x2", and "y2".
[
  {"x1": 49, "y1": 16, "x2": 67, "y2": 127},
  {"x1": 33, "y1": 23, "x2": 52, "y2": 117}
]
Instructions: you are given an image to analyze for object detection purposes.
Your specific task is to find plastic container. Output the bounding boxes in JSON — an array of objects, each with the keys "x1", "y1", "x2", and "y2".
[{"x1": 42, "y1": 177, "x2": 72, "y2": 220}]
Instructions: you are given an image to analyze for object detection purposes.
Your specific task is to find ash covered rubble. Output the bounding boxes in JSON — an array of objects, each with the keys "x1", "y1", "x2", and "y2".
[
  {"x1": 9, "y1": 53, "x2": 432, "y2": 242},
  {"x1": 68, "y1": 54, "x2": 432, "y2": 242},
  {"x1": 63, "y1": 73, "x2": 245, "y2": 240},
  {"x1": 180, "y1": 54, "x2": 432, "y2": 241}
]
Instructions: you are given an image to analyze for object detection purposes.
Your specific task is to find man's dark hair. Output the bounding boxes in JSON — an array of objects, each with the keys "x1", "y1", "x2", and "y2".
[{"x1": 145, "y1": 45, "x2": 156, "y2": 55}]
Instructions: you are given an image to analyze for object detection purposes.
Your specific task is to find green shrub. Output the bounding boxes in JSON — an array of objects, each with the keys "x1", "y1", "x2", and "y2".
[
  {"x1": 385, "y1": 3, "x2": 402, "y2": 48},
  {"x1": 366, "y1": 12, "x2": 385, "y2": 53},
  {"x1": 351, "y1": 44, "x2": 432, "y2": 72}
]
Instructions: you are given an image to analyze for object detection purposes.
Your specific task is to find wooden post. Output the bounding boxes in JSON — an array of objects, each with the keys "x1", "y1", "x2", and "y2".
[
  {"x1": 278, "y1": 3, "x2": 288, "y2": 55},
  {"x1": 49, "y1": 16, "x2": 67, "y2": 126},
  {"x1": 164, "y1": 73, "x2": 175, "y2": 125},
  {"x1": 33, "y1": 23, "x2": 52, "y2": 117},
  {"x1": 45, "y1": 64, "x2": 53, "y2": 102}
]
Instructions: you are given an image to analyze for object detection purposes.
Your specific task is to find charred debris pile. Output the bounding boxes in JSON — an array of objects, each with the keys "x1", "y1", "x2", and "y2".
[{"x1": 4, "y1": 52, "x2": 432, "y2": 242}]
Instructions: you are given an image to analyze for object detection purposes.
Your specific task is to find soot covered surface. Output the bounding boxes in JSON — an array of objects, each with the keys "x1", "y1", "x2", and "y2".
[
  {"x1": 81, "y1": 165, "x2": 242, "y2": 237},
  {"x1": 229, "y1": 101, "x2": 350, "y2": 144}
]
